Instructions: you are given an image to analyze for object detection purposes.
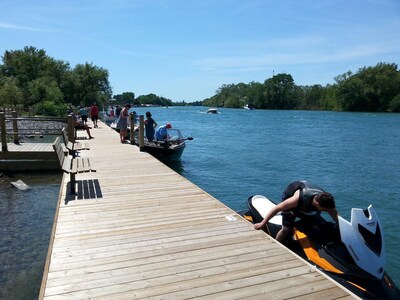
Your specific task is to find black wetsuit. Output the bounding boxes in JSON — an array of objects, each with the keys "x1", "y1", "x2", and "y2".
[{"x1": 281, "y1": 181, "x2": 324, "y2": 227}]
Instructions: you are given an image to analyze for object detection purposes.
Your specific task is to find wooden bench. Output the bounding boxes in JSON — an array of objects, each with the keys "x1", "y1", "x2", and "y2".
[
  {"x1": 53, "y1": 137, "x2": 96, "y2": 194},
  {"x1": 68, "y1": 113, "x2": 88, "y2": 140},
  {"x1": 74, "y1": 126, "x2": 87, "y2": 140},
  {"x1": 61, "y1": 127, "x2": 90, "y2": 157}
]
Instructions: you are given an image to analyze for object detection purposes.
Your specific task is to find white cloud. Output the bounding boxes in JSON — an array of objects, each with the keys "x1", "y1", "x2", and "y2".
[{"x1": 0, "y1": 22, "x2": 55, "y2": 33}]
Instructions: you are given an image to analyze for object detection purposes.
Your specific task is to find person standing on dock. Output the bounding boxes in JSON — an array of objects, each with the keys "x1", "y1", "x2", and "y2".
[
  {"x1": 254, "y1": 180, "x2": 339, "y2": 243},
  {"x1": 144, "y1": 111, "x2": 157, "y2": 142},
  {"x1": 115, "y1": 105, "x2": 122, "y2": 118},
  {"x1": 79, "y1": 105, "x2": 89, "y2": 124},
  {"x1": 116, "y1": 104, "x2": 131, "y2": 143},
  {"x1": 90, "y1": 102, "x2": 99, "y2": 128}
]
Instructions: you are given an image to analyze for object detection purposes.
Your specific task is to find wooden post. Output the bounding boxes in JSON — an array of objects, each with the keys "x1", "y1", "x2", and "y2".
[
  {"x1": 12, "y1": 111, "x2": 19, "y2": 144},
  {"x1": 129, "y1": 113, "x2": 135, "y2": 145},
  {"x1": 0, "y1": 112, "x2": 7, "y2": 151},
  {"x1": 139, "y1": 115, "x2": 144, "y2": 151},
  {"x1": 67, "y1": 114, "x2": 75, "y2": 142}
]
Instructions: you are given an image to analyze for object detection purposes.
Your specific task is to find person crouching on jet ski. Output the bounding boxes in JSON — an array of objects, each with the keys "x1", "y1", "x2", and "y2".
[{"x1": 254, "y1": 180, "x2": 339, "y2": 243}]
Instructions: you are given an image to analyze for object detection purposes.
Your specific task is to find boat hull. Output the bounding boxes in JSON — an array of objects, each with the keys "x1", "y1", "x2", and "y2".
[{"x1": 142, "y1": 141, "x2": 185, "y2": 161}]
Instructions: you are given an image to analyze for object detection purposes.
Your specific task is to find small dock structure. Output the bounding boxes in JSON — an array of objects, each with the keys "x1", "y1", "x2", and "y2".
[
  {"x1": 0, "y1": 111, "x2": 66, "y2": 171},
  {"x1": 39, "y1": 121, "x2": 358, "y2": 299}
]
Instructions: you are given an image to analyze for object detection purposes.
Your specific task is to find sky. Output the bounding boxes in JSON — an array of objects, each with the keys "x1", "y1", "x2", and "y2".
[{"x1": 0, "y1": 0, "x2": 399, "y2": 102}]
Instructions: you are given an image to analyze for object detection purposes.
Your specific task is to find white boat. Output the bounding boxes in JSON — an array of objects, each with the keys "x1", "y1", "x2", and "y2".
[
  {"x1": 206, "y1": 108, "x2": 219, "y2": 114},
  {"x1": 244, "y1": 103, "x2": 254, "y2": 110}
]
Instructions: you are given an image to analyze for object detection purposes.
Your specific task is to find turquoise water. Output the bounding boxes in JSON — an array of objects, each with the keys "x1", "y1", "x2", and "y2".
[{"x1": 1, "y1": 107, "x2": 399, "y2": 298}]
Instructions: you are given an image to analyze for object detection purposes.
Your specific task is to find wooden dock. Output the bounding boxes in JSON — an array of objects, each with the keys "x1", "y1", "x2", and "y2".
[
  {"x1": 0, "y1": 142, "x2": 59, "y2": 171},
  {"x1": 39, "y1": 121, "x2": 358, "y2": 299}
]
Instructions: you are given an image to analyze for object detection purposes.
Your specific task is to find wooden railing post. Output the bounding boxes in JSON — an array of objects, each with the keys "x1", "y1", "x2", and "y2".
[
  {"x1": 129, "y1": 113, "x2": 135, "y2": 145},
  {"x1": 12, "y1": 111, "x2": 19, "y2": 144},
  {"x1": 139, "y1": 115, "x2": 144, "y2": 151},
  {"x1": 0, "y1": 112, "x2": 7, "y2": 151},
  {"x1": 67, "y1": 114, "x2": 75, "y2": 142}
]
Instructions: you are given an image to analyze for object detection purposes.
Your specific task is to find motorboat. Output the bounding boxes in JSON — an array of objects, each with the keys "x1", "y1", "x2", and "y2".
[
  {"x1": 244, "y1": 103, "x2": 255, "y2": 110},
  {"x1": 104, "y1": 116, "x2": 116, "y2": 126},
  {"x1": 206, "y1": 108, "x2": 219, "y2": 114},
  {"x1": 109, "y1": 119, "x2": 120, "y2": 131},
  {"x1": 110, "y1": 121, "x2": 192, "y2": 161},
  {"x1": 109, "y1": 119, "x2": 139, "y2": 133},
  {"x1": 242, "y1": 195, "x2": 400, "y2": 299},
  {"x1": 138, "y1": 128, "x2": 192, "y2": 161}
]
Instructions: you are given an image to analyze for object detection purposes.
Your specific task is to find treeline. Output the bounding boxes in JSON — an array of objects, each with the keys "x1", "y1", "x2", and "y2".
[
  {"x1": 112, "y1": 92, "x2": 174, "y2": 107},
  {"x1": 203, "y1": 62, "x2": 400, "y2": 112},
  {"x1": 0, "y1": 46, "x2": 175, "y2": 116},
  {"x1": 0, "y1": 46, "x2": 112, "y2": 116},
  {"x1": 2, "y1": 47, "x2": 399, "y2": 114}
]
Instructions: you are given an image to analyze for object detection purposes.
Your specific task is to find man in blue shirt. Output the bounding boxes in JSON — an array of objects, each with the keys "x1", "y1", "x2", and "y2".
[
  {"x1": 156, "y1": 123, "x2": 172, "y2": 141},
  {"x1": 79, "y1": 106, "x2": 89, "y2": 124}
]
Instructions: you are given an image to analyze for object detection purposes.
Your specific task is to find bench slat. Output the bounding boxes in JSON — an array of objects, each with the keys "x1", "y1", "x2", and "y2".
[
  {"x1": 86, "y1": 157, "x2": 96, "y2": 172},
  {"x1": 70, "y1": 157, "x2": 95, "y2": 173},
  {"x1": 62, "y1": 156, "x2": 74, "y2": 174}
]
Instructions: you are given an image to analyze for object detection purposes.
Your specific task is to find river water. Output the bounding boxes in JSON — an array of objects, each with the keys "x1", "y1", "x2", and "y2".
[{"x1": 1, "y1": 106, "x2": 399, "y2": 298}]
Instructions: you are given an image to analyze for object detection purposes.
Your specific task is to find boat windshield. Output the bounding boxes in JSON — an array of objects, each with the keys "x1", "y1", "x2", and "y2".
[{"x1": 167, "y1": 129, "x2": 184, "y2": 141}]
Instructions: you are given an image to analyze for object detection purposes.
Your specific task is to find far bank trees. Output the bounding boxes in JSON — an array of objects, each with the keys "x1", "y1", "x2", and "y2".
[{"x1": 203, "y1": 62, "x2": 400, "y2": 112}]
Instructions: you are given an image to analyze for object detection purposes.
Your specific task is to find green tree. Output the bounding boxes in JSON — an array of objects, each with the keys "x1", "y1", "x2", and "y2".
[
  {"x1": 321, "y1": 84, "x2": 340, "y2": 111},
  {"x1": 264, "y1": 73, "x2": 298, "y2": 109},
  {"x1": 35, "y1": 100, "x2": 67, "y2": 116},
  {"x1": 136, "y1": 93, "x2": 173, "y2": 106},
  {"x1": 0, "y1": 76, "x2": 24, "y2": 106},
  {"x1": 300, "y1": 85, "x2": 323, "y2": 109},
  {"x1": 0, "y1": 46, "x2": 113, "y2": 111},
  {"x1": 390, "y1": 94, "x2": 400, "y2": 112},
  {"x1": 336, "y1": 63, "x2": 400, "y2": 112},
  {"x1": 114, "y1": 92, "x2": 135, "y2": 104},
  {"x1": 246, "y1": 81, "x2": 265, "y2": 109},
  {"x1": 28, "y1": 77, "x2": 64, "y2": 104},
  {"x1": 70, "y1": 63, "x2": 112, "y2": 109}
]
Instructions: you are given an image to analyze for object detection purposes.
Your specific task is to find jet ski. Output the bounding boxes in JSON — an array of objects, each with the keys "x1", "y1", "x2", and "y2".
[{"x1": 243, "y1": 195, "x2": 400, "y2": 299}]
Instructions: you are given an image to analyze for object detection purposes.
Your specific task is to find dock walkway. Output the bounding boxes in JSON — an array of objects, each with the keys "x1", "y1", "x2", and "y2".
[{"x1": 40, "y1": 121, "x2": 357, "y2": 299}]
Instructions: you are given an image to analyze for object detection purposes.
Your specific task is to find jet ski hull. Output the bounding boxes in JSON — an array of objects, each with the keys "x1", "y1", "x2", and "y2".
[{"x1": 244, "y1": 195, "x2": 400, "y2": 299}]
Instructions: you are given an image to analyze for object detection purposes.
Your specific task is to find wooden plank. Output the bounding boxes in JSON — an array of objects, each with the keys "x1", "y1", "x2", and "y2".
[{"x1": 40, "y1": 120, "x2": 358, "y2": 300}]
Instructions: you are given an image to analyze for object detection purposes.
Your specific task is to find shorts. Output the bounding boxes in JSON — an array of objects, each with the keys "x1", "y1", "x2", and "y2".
[
  {"x1": 91, "y1": 115, "x2": 98, "y2": 122},
  {"x1": 282, "y1": 211, "x2": 296, "y2": 227},
  {"x1": 282, "y1": 210, "x2": 320, "y2": 227}
]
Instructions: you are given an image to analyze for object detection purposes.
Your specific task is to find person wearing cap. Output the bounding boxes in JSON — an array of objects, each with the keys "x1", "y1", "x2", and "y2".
[
  {"x1": 156, "y1": 123, "x2": 172, "y2": 141},
  {"x1": 254, "y1": 180, "x2": 339, "y2": 243},
  {"x1": 144, "y1": 111, "x2": 157, "y2": 142}
]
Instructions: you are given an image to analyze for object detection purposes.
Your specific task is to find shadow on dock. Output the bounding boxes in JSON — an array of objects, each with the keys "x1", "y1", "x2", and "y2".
[{"x1": 64, "y1": 179, "x2": 102, "y2": 204}]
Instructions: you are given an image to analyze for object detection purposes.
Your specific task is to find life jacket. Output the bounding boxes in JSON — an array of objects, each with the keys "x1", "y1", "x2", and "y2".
[{"x1": 283, "y1": 181, "x2": 324, "y2": 214}]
